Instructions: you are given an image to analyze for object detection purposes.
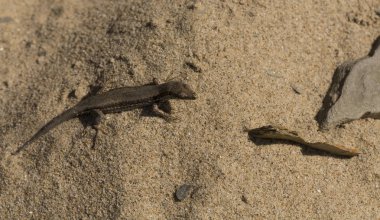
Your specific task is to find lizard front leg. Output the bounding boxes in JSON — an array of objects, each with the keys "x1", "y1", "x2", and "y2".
[
  {"x1": 152, "y1": 103, "x2": 176, "y2": 122},
  {"x1": 88, "y1": 109, "x2": 107, "y2": 148},
  {"x1": 151, "y1": 78, "x2": 176, "y2": 121}
]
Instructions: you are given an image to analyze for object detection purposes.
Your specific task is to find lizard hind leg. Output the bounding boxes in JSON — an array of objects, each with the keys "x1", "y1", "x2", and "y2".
[
  {"x1": 90, "y1": 109, "x2": 104, "y2": 128},
  {"x1": 152, "y1": 77, "x2": 161, "y2": 85},
  {"x1": 157, "y1": 100, "x2": 172, "y2": 114},
  {"x1": 88, "y1": 109, "x2": 107, "y2": 149}
]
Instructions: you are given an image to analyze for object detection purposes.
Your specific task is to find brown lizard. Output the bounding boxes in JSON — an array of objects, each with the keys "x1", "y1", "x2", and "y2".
[{"x1": 13, "y1": 79, "x2": 196, "y2": 154}]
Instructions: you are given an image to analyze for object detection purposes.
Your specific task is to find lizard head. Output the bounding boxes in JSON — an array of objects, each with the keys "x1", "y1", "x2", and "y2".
[{"x1": 166, "y1": 81, "x2": 197, "y2": 100}]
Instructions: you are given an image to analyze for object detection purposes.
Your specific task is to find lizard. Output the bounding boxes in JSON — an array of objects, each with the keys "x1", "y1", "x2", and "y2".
[{"x1": 13, "y1": 79, "x2": 197, "y2": 155}]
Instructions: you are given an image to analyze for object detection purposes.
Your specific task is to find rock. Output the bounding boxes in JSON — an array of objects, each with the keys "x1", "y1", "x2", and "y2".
[
  {"x1": 184, "y1": 61, "x2": 202, "y2": 73},
  {"x1": 376, "y1": 9, "x2": 380, "y2": 17},
  {"x1": 317, "y1": 36, "x2": 380, "y2": 129},
  {"x1": 374, "y1": 166, "x2": 380, "y2": 178},
  {"x1": 71, "y1": 61, "x2": 82, "y2": 69},
  {"x1": 36, "y1": 56, "x2": 46, "y2": 64},
  {"x1": 0, "y1": 16, "x2": 14, "y2": 24},
  {"x1": 290, "y1": 83, "x2": 302, "y2": 95},
  {"x1": 241, "y1": 195, "x2": 249, "y2": 204},
  {"x1": 51, "y1": 6, "x2": 64, "y2": 17},
  {"x1": 175, "y1": 184, "x2": 193, "y2": 201}
]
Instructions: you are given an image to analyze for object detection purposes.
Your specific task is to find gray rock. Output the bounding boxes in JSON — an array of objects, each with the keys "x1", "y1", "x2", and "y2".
[
  {"x1": 0, "y1": 16, "x2": 14, "y2": 24},
  {"x1": 376, "y1": 9, "x2": 380, "y2": 17},
  {"x1": 317, "y1": 36, "x2": 380, "y2": 129},
  {"x1": 175, "y1": 184, "x2": 193, "y2": 201}
]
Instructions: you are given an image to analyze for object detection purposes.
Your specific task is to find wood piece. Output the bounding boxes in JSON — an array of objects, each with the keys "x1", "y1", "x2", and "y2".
[{"x1": 248, "y1": 125, "x2": 359, "y2": 157}]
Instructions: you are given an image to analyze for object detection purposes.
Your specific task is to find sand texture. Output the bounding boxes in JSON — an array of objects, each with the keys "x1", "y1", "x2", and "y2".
[{"x1": 0, "y1": 0, "x2": 380, "y2": 219}]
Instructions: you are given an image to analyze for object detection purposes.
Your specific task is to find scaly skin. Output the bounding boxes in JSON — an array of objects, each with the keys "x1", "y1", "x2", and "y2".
[{"x1": 13, "y1": 80, "x2": 196, "y2": 155}]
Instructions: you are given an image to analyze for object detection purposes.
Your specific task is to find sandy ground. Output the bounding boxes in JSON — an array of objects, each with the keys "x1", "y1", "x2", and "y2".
[{"x1": 0, "y1": 0, "x2": 379, "y2": 219}]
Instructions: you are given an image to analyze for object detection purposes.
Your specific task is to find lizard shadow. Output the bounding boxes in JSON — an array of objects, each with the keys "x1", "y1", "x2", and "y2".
[
  {"x1": 78, "y1": 113, "x2": 101, "y2": 149},
  {"x1": 247, "y1": 133, "x2": 350, "y2": 159},
  {"x1": 77, "y1": 103, "x2": 172, "y2": 149},
  {"x1": 78, "y1": 101, "x2": 172, "y2": 127},
  {"x1": 77, "y1": 101, "x2": 173, "y2": 146},
  {"x1": 77, "y1": 84, "x2": 105, "y2": 128}
]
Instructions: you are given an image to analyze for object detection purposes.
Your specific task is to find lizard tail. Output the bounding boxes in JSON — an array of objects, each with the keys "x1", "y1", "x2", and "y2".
[{"x1": 12, "y1": 108, "x2": 79, "y2": 155}]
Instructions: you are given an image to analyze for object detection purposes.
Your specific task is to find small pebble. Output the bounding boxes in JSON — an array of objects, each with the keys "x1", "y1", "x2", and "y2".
[
  {"x1": 51, "y1": 6, "x2": 64, "y2": 17},
  {"x1": 175, "y1": 184, "x2": 193, "y2": 201},
  {"x1": 187, "y1": 1, "x2": 203, "y2": 10},
  {"x1": 374, "y1": 166, "x2": 380, "y2": 178},
  {"x1": 74, "y1": 83, "x2": 89, "y2": 99},
  {"x1": 25, "y1": 41, "x2": 33, "y2": 48},
  {"x1": 290, "y1": 84, "x2": 302, "y2": 95},
  {"x1": 265, "y1": 69, "x2": 283, "y2": 78},
  {"x1": 36, "y1": 56, "x2": 46, "y2": 64},
  {"x1": 375, "y1": 9, "x2": 380, "y2": 16},
  {"x1": 0, "y1": 16, "x2": 14, "y2": 24},
  {"x1": 37, "y1": 47, "x2": 47, "y2": 57},
  {"x1": 241, "y1": 195, "x2": 248, "y2": 204},
  {"x1": 184, "y1": 61, "x2": 202, "y2": 73},
  {"x1": 145, "y1": 20, "x2": 158, "y2": 29},
  {"x1": 3, "y1": 81, "x2": 9, "y2": 88},
  {"x1": 71, "y1": 61, "x2": 82, "y2": 69},
  {"x1": 68, "y1": 90, "x2": 77, "y2": 99}
]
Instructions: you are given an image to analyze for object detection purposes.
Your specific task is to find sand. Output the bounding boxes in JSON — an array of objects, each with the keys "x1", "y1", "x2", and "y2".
[{"x1": 0, "y1": 0, "x2": 379, "y2": 219}]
